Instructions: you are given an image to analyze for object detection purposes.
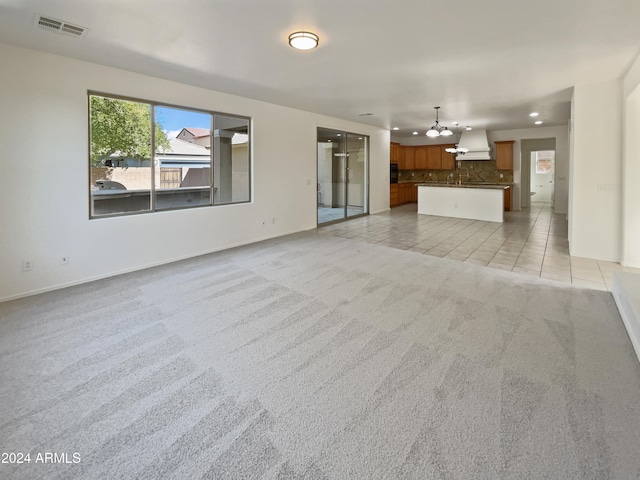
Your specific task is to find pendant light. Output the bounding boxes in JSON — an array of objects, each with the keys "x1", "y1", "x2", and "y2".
[
  {"x1": 444, "y1": 122, "x2": 469, "y2": 155},
  {"x1": 426, "y1": 107, "x2": 453, "y2": 137}
]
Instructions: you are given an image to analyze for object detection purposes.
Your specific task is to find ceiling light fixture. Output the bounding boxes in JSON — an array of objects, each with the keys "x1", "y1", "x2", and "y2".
[
  {"x1": 530, "y1": 112, "x2": 539, "y2": 117},
  {"x1": 444, "y1": 123, "x2": 469, "y2": 155},
  {"x1": 412, "y1": 131, "x2": 418, "y2": 135},
  {"x1": 288, "y1": 31, "x2": 319, "y2": 50},
  {"x1": 392, "y1": 127, "x2": 399, "y2": 131},
  {"x1": 535, "y1": 120, "x2": 543, "y2": 125},
  {"x1": 426, "y1": 107, "x2": 453, "y2": 137},
  {"x1": 465, "y1": 126, "x2": 472, "y2": 131}
]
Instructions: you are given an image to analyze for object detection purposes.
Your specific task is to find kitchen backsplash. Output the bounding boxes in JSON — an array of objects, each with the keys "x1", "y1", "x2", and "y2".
[{"x1": 398, "y1": 160, "x2": 513, "y2": 184}]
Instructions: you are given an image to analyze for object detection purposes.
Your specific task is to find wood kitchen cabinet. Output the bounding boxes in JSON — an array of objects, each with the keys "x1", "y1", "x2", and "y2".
[
  {"x1": 391, "y1": 183, "x2": 419, "y2": 207},
  {"x1": 441, "y1": 144, "x2": 456, "y2": 170},
  {"x1": 426, "y1": 146, "x2": 442, "y2": 169},
  {"x1": 504, "y1": 186, "x2": 511, "y2": 211},
  {"x1": 402, "y1": 144, "x2": 458, "y2": 171},
  {"x1": 403, "y1": 146, "x2": 416, "y2": 170},
  {"x1": 414, "y1": 147, "x2": 428, "y2": 169},
  {"x1": 495, "y1": 140, "x2": 515, "y2": 170},
  {"x1": 398, "y1": 183, "x2": 408, "y2": 204},
  {"x1": 390, "y1": 184, "x2": 399, "y2": 206},
  {"x1": 390, "y1": 143, "x2": 402, "y2": 164}
]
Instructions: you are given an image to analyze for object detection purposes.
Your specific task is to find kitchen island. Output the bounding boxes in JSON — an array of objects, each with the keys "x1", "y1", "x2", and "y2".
[{"x1": 418, "y1": 184, "x2": 509, "y2": 222}]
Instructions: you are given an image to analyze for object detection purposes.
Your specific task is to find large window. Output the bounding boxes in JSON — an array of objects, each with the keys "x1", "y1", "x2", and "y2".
[{"x1": 89, "y1": 93, "x2": 250, "y2": 218}]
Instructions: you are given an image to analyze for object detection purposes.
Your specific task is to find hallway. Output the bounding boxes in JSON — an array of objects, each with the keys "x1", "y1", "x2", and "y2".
[{"x1": 318, "y1": 202, "x2": 638, "y2": 291}]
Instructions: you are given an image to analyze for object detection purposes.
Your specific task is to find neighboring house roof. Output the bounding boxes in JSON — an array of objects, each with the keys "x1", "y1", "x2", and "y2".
[
  {"x1": 180, "y1": 127, "x2": 211, "y2": 139},
  {"x1": 160, "y1": 138, "x2": 210, "y2": 155},
  {"x1": 155, "y1": 138, "x2": 210, "y2": 168}
]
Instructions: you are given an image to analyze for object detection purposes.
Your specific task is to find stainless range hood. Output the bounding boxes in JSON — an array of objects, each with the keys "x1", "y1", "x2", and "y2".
[{"x1": 456, "y1": 130, "x2": 492, "y2": 161}]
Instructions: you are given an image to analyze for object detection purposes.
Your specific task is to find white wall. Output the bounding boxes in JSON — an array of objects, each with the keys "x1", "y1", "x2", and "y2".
[
  {"x1": 569, "y1": 80, "x2": 622, "y2": 262},
  {"x1": 0, "y1": 43, "x2": 389, "y2": 301},
  {"x1": 390, "y1": 135, "x2": 454, "y2": 146},
  {"x1": 488, "y1": 126, "x2": 569, "y2": 213},
  {"x1": 622, "y1": 54, "x2": 640, "y2": 268}
]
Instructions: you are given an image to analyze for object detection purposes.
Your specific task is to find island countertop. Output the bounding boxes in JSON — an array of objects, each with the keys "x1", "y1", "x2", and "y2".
[{"x1": 416, "y1": 183, "x2": 510, "y2": 190}]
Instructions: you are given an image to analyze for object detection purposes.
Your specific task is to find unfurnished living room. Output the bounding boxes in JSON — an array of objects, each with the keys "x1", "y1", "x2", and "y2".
[{"x1": 2, "y1": 1, "x2": 640, "y2": 479}]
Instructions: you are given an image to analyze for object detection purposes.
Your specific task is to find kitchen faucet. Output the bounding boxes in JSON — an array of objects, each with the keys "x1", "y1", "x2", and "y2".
[{"x1": 457, "y1": 168, "x2": 470, "y2": 185}]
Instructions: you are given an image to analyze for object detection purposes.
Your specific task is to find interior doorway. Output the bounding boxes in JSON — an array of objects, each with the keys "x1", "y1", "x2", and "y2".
[
  {"x1": 530, "y1": 150, "x2": 555, "y2": 203},
  {"x1": 317, "y1": 127, "x2": 369, "y2": 225},
  {"x1": 520, "y1": 138, "x2": 556, "y2": 209}
]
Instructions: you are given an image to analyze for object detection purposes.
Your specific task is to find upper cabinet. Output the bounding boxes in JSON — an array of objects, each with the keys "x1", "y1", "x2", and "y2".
[
  {"x1": 441, "y1": 144, "x2": 456, "y2": 170},
  {"x1": 495, "y1": 140, "x2": 515, "y2": 170},
  {"x1": 403, "y1": 147, "x2": 415, "y2": 170},
  {"x1": 390, "y1": 143, "x2": 458, "y2": 170},
  {"x1": 414, "y1": 146, "x2": 428, "y2": 169},
  {"x1": 390, "y1": 142, "x2": 402, "y2": 163},
  {"x1": 426, "y1": 146, "x2": 442, "y2": 169}
]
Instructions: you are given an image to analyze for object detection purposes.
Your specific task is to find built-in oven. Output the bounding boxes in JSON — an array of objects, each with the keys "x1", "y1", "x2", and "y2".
[{"x1": 390, "y1": 163, "x2": 399, "y2": 184}]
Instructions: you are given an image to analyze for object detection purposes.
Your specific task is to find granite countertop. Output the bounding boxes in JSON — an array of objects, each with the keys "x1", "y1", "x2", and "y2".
[
  {"x1": 398, "y1": 180, "x2": 513, "y2": 186},
  {"x1": 417, "y1": 183, "x2": 510, "y2": 190}
]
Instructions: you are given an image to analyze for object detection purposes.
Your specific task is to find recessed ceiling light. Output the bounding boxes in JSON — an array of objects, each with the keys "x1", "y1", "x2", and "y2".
[
  {"x1": 465, "y1": 126, "x2": 472, "y2": 131},
  {"x1": 412, "y1": 131, "x2": 418, "y2": 135},
  {"x1": 392, "y1": 127, "x2": 399, "y2": 131},
  {"x1": 288, "y1": 31, "x2": 319, "y2": 50},
  {"x1": 530, "y1": 112, "x2": 539, "y2": 117},
  {"x1": 336, "y1": 133, "x2": 341, "y2": 136},
  {"x1": 452, "y1": 122, "x2": 459, "y2": 126},
  {"x1": 535, "y1": 120, "x2": 543, "y2": 125}
]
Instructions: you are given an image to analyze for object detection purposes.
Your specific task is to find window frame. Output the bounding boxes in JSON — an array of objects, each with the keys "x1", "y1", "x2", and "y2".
[{"x1": 88, "y1": 91, "x2": 252, "y2": 219}]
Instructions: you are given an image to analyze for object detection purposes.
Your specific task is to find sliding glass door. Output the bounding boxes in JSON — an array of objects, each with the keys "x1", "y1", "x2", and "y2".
[{"x1": 317, "y1": 127, "x2": 368, "y2": 224}]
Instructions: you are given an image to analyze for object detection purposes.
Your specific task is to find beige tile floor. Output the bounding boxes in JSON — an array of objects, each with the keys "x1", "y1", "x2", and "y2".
[{"x1": 318, "y1": 202, "x2": 640, "y2": 291}]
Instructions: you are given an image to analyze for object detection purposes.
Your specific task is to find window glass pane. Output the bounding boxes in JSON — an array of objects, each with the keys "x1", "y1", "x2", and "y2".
[
  {"x1": 90, "y1": 95, "x2": 152, "y2": 216},
  {"x1": 535, "y1": 150, "x2": 554, "y2": 174},
  {"x1": 213, "y1": 115, "x2": 250, "y2": 204},
  {"x1": 154, "y1": 106, "x2": 212, "y2": 210}
]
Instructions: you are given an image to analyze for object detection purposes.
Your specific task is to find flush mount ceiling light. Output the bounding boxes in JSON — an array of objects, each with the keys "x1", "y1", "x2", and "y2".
[
  {"x1": 535, "y1": 120, "x2": 543, "y2": 125},
  {"x1": 426, "y1": 107, "x2": 453, "y2": 137},
  {"x1": 530, "y1": 112, "x2": 539, "y2": 117},
  {"x1": 288, "y1": 31, "x2": 319, "y2": 50}
]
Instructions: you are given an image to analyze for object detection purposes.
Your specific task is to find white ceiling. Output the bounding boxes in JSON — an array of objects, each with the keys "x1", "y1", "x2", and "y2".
[{"x1": 1, "y1": 0, "x2": 639, "y2": 137}]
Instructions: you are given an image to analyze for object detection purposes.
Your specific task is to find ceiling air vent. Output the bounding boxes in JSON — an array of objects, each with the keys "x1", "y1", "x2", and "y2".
[{"x1": 36, "y1": 15, "x2": 87, "y2": 38}]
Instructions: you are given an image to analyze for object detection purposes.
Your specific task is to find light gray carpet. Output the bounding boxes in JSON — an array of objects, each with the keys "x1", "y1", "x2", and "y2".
[{"x1": 1, "y1": 231, "x2": 640, "y2": 479}]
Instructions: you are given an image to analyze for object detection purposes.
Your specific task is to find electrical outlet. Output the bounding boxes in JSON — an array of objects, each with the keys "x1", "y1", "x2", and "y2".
[
  {"x1": 61, "y1": 255, "x2": 69, "y2": 265},
  {"x1": 22, "y1": 260, "x2": 32, "y2": 272},
  {"x1": 499, "y1": 173, "x2": 504, "y2": 178}
]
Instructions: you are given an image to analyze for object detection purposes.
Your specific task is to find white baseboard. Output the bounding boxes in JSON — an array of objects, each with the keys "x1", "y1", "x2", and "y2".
[
  {"x1": 0, "y1": 227, "x2": 310, "y2": 303},
  {"x1": 612, "y1": 272, "x2": 640, "y2": 365}
]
